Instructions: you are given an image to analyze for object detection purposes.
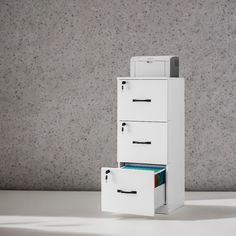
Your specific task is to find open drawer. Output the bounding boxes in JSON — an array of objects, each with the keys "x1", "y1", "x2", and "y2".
[{"x1": 101, "y1": 167, "x2": 165, "y2": 216}]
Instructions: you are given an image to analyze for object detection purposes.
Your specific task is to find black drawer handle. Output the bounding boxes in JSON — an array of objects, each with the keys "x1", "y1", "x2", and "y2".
[
  {"x1": 132, "y1": 99, "x2": 151, "y2": 102},
  {"x1": 117, "y1": 189, "x2": 137, "y2": 194},
  {"x1": 132, "y1": 141, "x2": 151, "y2": 144}
]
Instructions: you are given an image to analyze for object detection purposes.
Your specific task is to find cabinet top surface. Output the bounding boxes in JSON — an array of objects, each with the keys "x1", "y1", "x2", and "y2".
[
  {"x1": 117, "y1": 77, "x2": 184, "y2": 80},
  {"x1": 130, "y1": 56, "x2": 178, "y2": 61}
]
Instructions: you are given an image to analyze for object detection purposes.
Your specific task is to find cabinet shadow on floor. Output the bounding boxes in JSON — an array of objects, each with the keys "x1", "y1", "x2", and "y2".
[
  {"x1": 0, "y1": 191, "x2": 236, "y2": 221},
  {"x1": 120, "y1": 205, "x2": 236, "y2": 221}
]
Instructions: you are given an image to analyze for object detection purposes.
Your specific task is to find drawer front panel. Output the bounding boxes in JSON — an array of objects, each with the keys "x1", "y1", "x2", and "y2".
[
  {"x1": 118, "y1": 122, "x2": 167, "y2": 165},
  {"x1": 101, "y1": 167, "x2": 156, "y2": 216},
  {"x1": 118, "y1": 79, "x2": 167, "y2": 121}
]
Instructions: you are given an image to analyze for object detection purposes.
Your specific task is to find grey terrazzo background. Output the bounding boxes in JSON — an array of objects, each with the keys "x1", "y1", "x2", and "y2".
[{"x1": 0, "y1": 0, "x2": 235, "y2": 191}]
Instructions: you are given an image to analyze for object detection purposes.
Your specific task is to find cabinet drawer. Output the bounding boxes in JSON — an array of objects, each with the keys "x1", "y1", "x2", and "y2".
[
  {"x1": 101, "y1": 167, "x2": 165, "y2": 216},
  {"x1": 118, "y1": 78, "x2": 167, "y2": 121},
  {"x1": 118, "y1": 122, "x2": 167, "y2": 165}
]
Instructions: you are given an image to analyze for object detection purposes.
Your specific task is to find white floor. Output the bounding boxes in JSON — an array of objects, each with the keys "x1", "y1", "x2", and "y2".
[{"x1": 0, "y1": 191, "x2": 235, "y2": 236}]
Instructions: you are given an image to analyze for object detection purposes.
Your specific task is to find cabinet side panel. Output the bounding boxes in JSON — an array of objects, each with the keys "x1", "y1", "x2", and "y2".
[
  {"x1": 166, "y1": 79, "x2": 185, "y2": 209},
  {"x1": 170, "y1": 57, "x2": 179, "y2": 77}
]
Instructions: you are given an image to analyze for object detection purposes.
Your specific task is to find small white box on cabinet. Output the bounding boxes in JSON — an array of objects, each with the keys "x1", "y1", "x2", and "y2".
[
  {"x1": 101, "y1": 57, "x2": 184, "y2": 216},
  {"x1": 130, "y1": 56, "x2": 179, "y2": 77}
]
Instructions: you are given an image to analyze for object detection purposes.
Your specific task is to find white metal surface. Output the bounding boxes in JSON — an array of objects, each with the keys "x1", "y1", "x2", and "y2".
[
  {"x1": 157, "y1": 78, "x2": 185, "y2": 214},
  {"x1": 166, "y1": 78, "x2": 185, "y2": 209},
  {"x1": 155, "y1": 184, "x2": 166, "y2": 209},
  {"x1": 117, "y1": 78, "x2": 168, "y2": 122},
  {"x1": 130, "y1": 56, "x2": 179, "y2": 77},
  {"x1": 101, "y1": 167, "x2": 165, "y2": 216},
  {"x1": 132, "y1": 60, "x2": 165, "y2": 77},
  {"x1": 117, "y1": 121, "x2": 167, "y2": 164}
]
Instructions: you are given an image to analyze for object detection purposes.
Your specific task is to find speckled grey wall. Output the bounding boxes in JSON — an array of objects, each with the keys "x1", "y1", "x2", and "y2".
[{"x1": 0, "y1": 0, "x2": 235, "y2": 191}]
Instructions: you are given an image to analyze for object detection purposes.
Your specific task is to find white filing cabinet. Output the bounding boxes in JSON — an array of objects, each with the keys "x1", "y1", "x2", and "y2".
[{"x1": 101, "y1": 56, "x2": 184, "y2": 216}]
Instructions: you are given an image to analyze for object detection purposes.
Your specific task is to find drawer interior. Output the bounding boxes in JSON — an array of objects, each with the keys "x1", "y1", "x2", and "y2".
[{"x1": 121, "y1": 165, "x2": 166, "y2": 188}]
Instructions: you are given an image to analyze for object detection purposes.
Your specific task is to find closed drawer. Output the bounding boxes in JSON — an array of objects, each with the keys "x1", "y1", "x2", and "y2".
[
  {"x1": 117, "y1": 78, "x2": 167, "y2": 122},
  {"x1": 118, "y1": 122, "x2": 167, "y2": 165},
  {"x1": 101, "y1": 167, "x2": 165, "y2": 216}
]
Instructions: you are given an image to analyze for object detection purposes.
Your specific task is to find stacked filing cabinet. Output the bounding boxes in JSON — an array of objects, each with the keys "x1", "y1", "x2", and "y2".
[{"x1": 101, "y1": 56, "x2": 184, "y2": 216}]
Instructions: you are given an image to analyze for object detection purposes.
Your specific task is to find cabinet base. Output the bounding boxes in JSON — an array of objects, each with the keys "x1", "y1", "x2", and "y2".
[{"x1": 155, "y1": 201, "x2": 184, "y2": 214}]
